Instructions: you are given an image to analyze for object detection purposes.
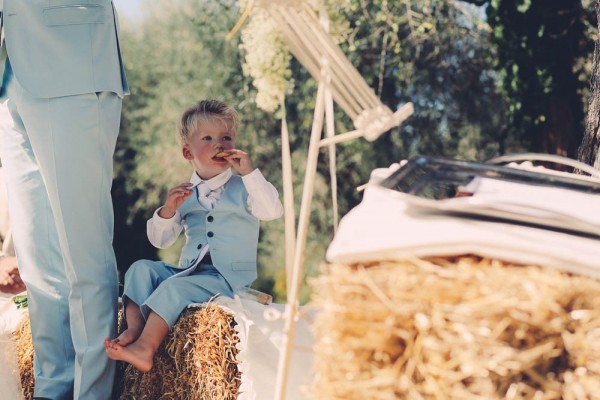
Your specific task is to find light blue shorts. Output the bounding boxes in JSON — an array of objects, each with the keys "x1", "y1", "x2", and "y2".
[{"x1": 122, "y1": 259, "x2": 234, "y2": 329}]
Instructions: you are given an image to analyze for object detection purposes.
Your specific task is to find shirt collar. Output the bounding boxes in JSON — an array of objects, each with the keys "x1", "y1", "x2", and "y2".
[{"x1": 189, "y1": 168, "x2": 232, "y2": 191}]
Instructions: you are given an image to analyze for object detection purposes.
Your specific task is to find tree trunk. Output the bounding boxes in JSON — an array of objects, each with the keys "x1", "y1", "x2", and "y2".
[
  {"x1": 578, "y1": 0, "x2": 600, "y2": 167},
  {"x1": 537, "y1": 86, "x2": 581, "y2": 158}
]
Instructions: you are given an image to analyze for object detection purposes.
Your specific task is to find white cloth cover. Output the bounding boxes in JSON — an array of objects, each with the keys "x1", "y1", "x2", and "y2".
[
  {"x1": 327, "y1": 165, "x2": 600, "y2": 279},
  {"x1": 189, "y1": 297, "x2": 315, "y2": 400}
]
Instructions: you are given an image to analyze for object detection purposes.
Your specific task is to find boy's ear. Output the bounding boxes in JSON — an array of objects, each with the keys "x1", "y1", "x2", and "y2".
[{"x1": 182, "y1": 145, "x2": 194, "y2": 160}]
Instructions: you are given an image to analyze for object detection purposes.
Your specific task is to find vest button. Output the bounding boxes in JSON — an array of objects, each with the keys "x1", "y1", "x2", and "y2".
[
  {"x1": 207, "y1": 231, "x2": 214, "y2": 238},
  {"x1": 207, "y1": 216, "x2": 214, "y2": 222}
]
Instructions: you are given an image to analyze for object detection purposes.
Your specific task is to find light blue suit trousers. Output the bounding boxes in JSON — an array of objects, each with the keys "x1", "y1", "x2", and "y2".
[
  {"x1": 0, "y1": 1, "x2": 128, "y2": 398},
  {"x1": 0, "y1": 67, "x2": 121, "y2": 400}
]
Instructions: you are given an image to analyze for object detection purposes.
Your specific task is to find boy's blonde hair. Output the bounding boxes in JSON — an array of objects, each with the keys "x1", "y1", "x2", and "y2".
[{"x1": 177, "y1": 100, "x2": 240, "y2": 145}]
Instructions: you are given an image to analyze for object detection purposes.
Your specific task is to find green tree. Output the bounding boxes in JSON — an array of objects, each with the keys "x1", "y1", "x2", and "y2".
[
  {"x1": 578, "y1": 1, "x2": 600, "y2": 167},
  {"x1": 463, "y1": 0, "x2": 595, "y2": 157}
]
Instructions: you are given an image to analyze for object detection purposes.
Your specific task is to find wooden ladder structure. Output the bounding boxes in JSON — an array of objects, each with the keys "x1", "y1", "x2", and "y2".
[{"x1": 231, "y1": 1, "x2": 414, "y2": 398}]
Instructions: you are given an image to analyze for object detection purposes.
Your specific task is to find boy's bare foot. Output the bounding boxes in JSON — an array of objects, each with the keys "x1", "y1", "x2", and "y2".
[
  {"x1": 104, "y1": 339, "x2": 154, "y2": 373},
  {"x1": 109, "y1": 327, "x2": 143, "y2": 347}
]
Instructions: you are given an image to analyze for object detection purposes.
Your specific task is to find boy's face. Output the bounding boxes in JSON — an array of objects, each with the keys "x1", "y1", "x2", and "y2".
[{"x1": 183, "y1": 118, "x2": 236, "y2": 180}]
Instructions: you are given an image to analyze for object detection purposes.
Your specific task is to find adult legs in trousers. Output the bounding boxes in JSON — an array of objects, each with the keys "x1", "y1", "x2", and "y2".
[
  {"x1": 0, "y1": 71, "x2": 122, "y2": 399},
  {"x1": 0, "y1": 100, "x2": 75, "y2": 399}
]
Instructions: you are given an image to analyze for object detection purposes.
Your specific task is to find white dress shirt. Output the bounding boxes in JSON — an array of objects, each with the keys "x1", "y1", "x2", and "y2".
[{"x1": 148, "y1": 168, "x2": 283, "y2": 249}]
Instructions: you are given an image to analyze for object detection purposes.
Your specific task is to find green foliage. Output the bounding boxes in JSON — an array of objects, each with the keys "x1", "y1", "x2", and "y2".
[
  {"x1": 463, "y1": 0, "x2": 595, "y2": 156},
  {"x1": 12, "y1": 294, "x2": 28, "y2": 309},
  {"x1": 118, "y1": 1, "x2": 246, "y2": 213}
]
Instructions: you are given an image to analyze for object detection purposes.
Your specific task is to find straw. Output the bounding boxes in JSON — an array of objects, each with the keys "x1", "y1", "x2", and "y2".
[
  {"x1": 13, "y1": 315, "x2": 34, "y2": 400},
  {"x1": 117, "y1": 304, "x2": 241, "y2": 400},
  {"x1": 310, "y1": 256, "x2": 600, "y2": 399},
  {"x1": 14, "y1": 303, "x2": 240, "y2": 400}
]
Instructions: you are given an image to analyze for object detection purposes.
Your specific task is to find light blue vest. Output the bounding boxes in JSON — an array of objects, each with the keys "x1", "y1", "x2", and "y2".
[
  {"x1": 1, "y1": 0, "x2": 129, "y2": 98},
  {"x1": 177, "y1": 176, "x2": 260, "y2": 290}
]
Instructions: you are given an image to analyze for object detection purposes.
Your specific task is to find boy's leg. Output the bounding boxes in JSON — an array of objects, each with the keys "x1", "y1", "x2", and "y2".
[
  {"x1": 141, "y1": 268, "x2": 234, "y2": 329},
  {"x1": 105, "y1": 266, "x2": 233, "y2": 372},
  {"x1": 105, "y1": 311, "x2": 170, "y2": 373},
  {"x1": 107, "y1": 269, "x2": 233, "y2": 372},
  {"x1": 110, "y1": 300, "x2": 145, "y2": 347},
  {"x1": 116, "y1": 260, "x2": 179, "y2": 346}
]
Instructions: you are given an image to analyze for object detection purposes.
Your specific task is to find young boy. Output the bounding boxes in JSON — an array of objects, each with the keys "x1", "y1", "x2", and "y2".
[{"x1": 104, "y1": 99, "x2": 283, "y2": 372}]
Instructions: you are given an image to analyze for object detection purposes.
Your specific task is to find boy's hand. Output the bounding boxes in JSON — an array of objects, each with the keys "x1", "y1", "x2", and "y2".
[
  {"x1": 159, "y1": 183, "x2": 194, "y2": 218},
  {"x1": 224, "y1": 149, "x2": 254, "y2": 176}
]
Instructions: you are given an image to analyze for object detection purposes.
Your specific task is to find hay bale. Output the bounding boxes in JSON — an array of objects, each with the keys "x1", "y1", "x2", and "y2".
[
  {"x1": 15, "y1": 308, "x2": 127, "y2": 400},
  {"x1": 118, "y1": 304, "x2": 241, "y2": 400},
  {"x1": 310, "y1": 255, "x2": 600, "y2": 399},
  {"x1": 13, "y1": 315, "x2": 34, "y2": 400},
  {"x1": 15, "y1": 303, "x2": 241, "y2": 400}
]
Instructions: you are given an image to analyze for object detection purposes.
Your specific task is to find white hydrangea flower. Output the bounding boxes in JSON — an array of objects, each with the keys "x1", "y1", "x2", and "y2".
[
  {"x1": 238, "y1": 5, "x2": 291, "y2": 112},
  {"x1": 237, "y1": 0, "x2": 352, "y2": 113}
]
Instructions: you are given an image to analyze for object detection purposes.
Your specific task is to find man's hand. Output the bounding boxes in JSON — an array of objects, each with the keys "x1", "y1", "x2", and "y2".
[{"x1": 0, "y1": 256, "x2": 26, "y2": 295}]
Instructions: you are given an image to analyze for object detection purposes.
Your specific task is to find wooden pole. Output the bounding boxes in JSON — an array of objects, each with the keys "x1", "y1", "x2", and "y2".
[
  {"x1": 321, "y1": 7, "x2": 339, "y2": 232},
  {"x1": 280, "y1": 104, "x2": 297, "y2": 292},
  {"x1": 325, "y1": 79, "x2": 339, "y2": 231},
  {"x1": 274, "y1": 80, "x2": 326, "y2": 400}
]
